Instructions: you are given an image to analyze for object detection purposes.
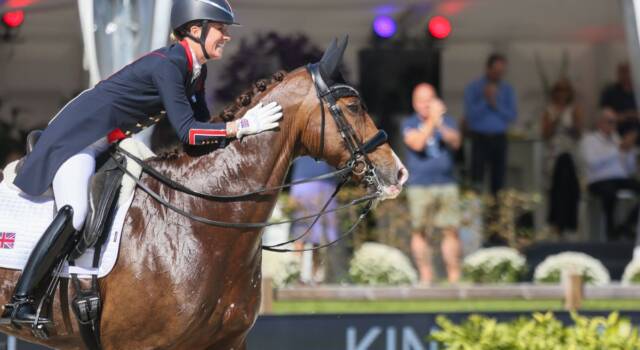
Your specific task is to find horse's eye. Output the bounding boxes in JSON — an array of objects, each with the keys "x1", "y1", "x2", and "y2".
[{"x1": 346, "y1": 103, "x2": 360, "y2": 114}]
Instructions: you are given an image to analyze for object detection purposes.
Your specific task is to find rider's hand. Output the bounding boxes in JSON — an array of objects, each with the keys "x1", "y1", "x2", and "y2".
[{"x1": 235, "y1": 102, "x2": 283, "y2": 139}]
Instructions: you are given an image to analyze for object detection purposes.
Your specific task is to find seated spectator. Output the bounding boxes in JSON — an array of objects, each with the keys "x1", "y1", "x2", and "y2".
[
  {"x1": 403, "y1": 83, "x2": 462, "y2": 284},
  {"x1": 580, "y1": 109, "x2": 640, "y2": 240},
  {"x1": 600, "y1": 62, "x2": 638, "y2": 126},
  {"x1": 289, "y1": 156, "x2": 338, "y2": 283},
  {"x1": 542, "y1": 78, "x2": 583, "y2": 235}
]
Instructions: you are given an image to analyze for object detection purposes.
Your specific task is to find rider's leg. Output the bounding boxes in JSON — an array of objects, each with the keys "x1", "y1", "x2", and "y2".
[{"x1": 2, "y1": 138, "x2": 109, "y2": 324}]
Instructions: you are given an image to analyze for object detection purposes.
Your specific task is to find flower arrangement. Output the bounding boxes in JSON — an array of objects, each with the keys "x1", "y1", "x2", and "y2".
[
  {"x1": 261, "y1": 248, "x2": 300, "y2": 288},
  {"x1": 462, "y1": 247, "x2": 527, "y2": 283},
  {"x1": 533, "y1": 252, "x2": 610, "y2": 285},
  {"x1": 349, "y1": 242, "x2": 417, "y2": 285},
  {"x1": 621, "y1": 259, "x2": 640, "y2": 285}
]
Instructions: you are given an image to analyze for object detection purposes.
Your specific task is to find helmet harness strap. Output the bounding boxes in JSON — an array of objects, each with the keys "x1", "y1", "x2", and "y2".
[{"x1": 184, "y1": 20, "x2": 211, "y2": 60}]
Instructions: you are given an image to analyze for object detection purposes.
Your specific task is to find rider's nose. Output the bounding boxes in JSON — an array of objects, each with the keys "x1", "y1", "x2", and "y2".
[{"x1": 397, "y1": 167, "x2": 408, "y2": 186}]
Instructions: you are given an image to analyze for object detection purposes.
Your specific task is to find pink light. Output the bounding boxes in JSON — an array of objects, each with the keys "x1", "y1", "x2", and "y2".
[
  {"x1": 428, "y1": 16, "x2": 451, "y2": 40},
  {"x1": 2, "y1": 10, "x2": 24, "y2": 28}
]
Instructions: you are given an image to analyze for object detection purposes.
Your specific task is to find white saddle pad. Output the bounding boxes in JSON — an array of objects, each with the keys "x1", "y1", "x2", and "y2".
[{"x1": 0, "y1": 138, "x2": 154, "y2": 279}]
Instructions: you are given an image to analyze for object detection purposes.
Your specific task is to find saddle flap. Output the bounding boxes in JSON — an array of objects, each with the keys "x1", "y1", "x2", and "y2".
[{"x1": 70, "y1": 154, "x2": 126, "y2": 260}]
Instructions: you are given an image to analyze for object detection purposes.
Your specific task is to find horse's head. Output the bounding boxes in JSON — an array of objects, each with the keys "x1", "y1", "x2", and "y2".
[{"x1": 293, "y1": 37, "x2": 408, "y2": 200}]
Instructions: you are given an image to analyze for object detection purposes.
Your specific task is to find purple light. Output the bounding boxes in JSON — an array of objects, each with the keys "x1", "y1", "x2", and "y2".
[{"x1": 373, "y1": 15, "x2": 396, "y2": 38}]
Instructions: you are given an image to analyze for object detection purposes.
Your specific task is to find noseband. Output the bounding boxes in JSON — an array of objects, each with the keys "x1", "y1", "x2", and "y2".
[{"x1": 307, "y1": 63, "x2": 387, "y2": 194}]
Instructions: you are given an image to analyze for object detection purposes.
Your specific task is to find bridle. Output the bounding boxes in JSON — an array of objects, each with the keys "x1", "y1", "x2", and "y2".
[
  {"x1": 307, "y1": 63, "x2": 387, "y2": 193},
  {"x1": 113, "y1": 65, "x2": 389, "y2": 252}
]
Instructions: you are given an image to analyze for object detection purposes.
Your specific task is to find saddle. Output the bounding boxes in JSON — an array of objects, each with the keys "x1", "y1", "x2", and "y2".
[{"x1": 25, "y1": 130, "x2": 125, "y2": 260}]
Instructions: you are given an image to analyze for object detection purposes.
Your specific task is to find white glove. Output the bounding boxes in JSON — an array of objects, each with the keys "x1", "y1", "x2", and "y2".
[{"x1": 236, "y1": 102, "x2": 283, "y2": 139}]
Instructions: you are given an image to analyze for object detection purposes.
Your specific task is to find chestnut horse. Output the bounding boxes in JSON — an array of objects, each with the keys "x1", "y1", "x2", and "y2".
[{"x1": 0, "y1": 39, "x2": 407, "y2": 349}]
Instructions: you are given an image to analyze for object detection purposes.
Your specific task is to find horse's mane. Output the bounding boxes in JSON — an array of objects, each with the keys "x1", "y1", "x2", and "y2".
[
  {"x1": 214, "y1": 70, "x2": 288, "y2": 124},
  {"x1": 151, "y1": 70, "x2": 288, "y2": 160}
]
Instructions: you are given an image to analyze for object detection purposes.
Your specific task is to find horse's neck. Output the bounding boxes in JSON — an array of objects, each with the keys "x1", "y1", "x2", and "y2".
[
  {"x1": 194, "y1": 128, "x2": 295, "y2": 196},
  {"x1": 188, "y1": 76, "x2": 305, "y2": 196}
]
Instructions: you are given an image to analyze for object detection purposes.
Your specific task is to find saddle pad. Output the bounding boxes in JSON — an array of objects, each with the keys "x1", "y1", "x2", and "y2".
[
  {"x1": 0, "y1": 186, "x2": 133, "y2": 278},
  {"x1": 0, "y1": 137, "x2": 154, "y2": 279}
]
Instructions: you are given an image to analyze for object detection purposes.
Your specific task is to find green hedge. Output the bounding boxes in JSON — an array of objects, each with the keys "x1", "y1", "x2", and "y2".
[{"x1": 430, "y1": 312, "x2": 640, "y2": 350}]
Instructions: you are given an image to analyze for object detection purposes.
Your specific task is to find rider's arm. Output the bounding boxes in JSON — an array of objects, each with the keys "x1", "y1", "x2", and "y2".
[{"x1": 152, "y1": 59, "x2": 230, "y2": 145}]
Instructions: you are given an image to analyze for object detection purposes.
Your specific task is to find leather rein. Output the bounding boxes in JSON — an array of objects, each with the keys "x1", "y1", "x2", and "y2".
[{"x1": 113, "y1": 64, "x2": 388, "y2": 252}]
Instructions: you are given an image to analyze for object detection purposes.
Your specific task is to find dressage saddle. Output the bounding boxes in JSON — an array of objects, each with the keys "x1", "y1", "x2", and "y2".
[{"x1": 24, "y1": 130, "x2": 125, "y2": 259}]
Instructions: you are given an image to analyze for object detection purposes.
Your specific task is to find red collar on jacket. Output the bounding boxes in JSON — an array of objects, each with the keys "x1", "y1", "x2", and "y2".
[{"x1": 179, "y1": 40, "x2": 193, "y2": 73}]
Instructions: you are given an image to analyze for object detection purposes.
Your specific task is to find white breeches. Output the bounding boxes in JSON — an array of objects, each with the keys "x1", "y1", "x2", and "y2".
[
  {"x1": 52, "y1": 138, "x2": 110, "y2": 231},
  {"x1": 51, "y1": 127, "x2": 155, "y2": 231}
]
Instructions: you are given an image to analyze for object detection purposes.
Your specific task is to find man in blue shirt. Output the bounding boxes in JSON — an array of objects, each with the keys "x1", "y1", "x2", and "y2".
[
  {"x1": 464, "y1": 53, "x2": 517, "y2": 194},
  {"x1": 403, "y1": 83, "x2": 462, "y2": 284}
]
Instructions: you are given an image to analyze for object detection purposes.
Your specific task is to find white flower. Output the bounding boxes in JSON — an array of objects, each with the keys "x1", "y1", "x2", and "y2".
[
  {"x1": 349, "y1": 242, "x2": 417, "y2": 285},
  {"x1": 262, "y1": 248, "x2": 300, "y2": 288},
  {"x1": 621, "y1": 259, "x2": 640, "y2": 285},
  {"x1": 534, "y1": 251, "x2": 610, "y2": 286},
  {"x1": 462, "y1": 247, "x2": 527, "y2": 283},
  {"x1": 463, "y1": 247, "x2": 526, "y2": 270}
]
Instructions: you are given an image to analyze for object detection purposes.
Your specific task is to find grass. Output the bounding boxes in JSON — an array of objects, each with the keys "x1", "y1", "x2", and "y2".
[{"x1": 273, "y1": 299, "x2": 640, "y2": 314}]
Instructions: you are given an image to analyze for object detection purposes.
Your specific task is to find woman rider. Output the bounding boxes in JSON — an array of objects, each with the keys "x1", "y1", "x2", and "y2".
[{"x1": 1, "y1": 0, "x2": 283, "y2": 324}]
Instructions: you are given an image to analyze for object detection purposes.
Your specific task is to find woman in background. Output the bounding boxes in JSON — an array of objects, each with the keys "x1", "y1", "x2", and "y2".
[{"x1": 542, "y1": 78, "x2": 583, "y2": 237}]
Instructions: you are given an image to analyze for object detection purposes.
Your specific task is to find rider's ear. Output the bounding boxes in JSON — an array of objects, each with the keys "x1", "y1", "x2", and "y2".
[{"x1": 189, "y1": 24, "x2": 201, "y2": 37}]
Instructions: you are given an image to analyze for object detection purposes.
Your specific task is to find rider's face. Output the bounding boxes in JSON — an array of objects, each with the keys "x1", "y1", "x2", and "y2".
[{"x1": 203, "y1": 23, "x2": 231, "y2": 60}]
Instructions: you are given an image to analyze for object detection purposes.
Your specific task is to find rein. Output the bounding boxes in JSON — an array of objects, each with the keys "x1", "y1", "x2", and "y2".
[
  {"x1": 112, "y1": 153, "x2": 376, "y2": 253},
  {"x1": 110, "y1": 152, "x2": 375, "y2": 229},
  {"x1": 115, "y1": 65, "x2": 388, "y2": 252},
  {"x1": 116, "y1": 145, "x2": 352, "y2": 199}
]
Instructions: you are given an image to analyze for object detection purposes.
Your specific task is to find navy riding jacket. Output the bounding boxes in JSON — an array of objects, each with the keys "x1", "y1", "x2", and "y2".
[{"x1": 14, "y1": 41, "x2": 227, "y2": 196}]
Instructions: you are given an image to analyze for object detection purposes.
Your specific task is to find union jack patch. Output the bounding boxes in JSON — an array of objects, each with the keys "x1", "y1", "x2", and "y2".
[{"x1": 0, "y1": 232, "x2": 16, "y2": 249}]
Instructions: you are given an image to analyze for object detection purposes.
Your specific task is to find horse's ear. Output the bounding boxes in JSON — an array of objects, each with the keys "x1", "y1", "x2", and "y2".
[
  {"x1": 319, "y1": 35, "x2": 349, "y2": 82},
  {"x1": 319, "y1": 38, "x2": 338, "y2": 66}
]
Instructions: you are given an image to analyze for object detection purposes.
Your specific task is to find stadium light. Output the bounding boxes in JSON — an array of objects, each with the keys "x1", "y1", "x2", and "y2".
[
  {"x1": 428, "y1": 15, "x2": 451, "y2": 40},
  {"x1": 2, "y1": 10, "x2": 24, "y2": 28},
  {"x1": 373, "y1": 15, "x2": 396, "y2": 39}
]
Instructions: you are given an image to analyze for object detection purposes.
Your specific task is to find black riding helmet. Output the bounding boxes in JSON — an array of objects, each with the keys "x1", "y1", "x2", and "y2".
[{"x1": 171, "y1": 0, "x2": 239, "y2": 60}]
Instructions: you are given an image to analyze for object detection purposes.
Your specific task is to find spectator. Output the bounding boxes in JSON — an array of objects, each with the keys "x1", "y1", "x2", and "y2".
[
  {"x1": 542, "y1": 78, "x2": 583, "y2": 235},
  {"x1": 289, "y1": 156, "x2": 338, "y2": 283},
  {"x1": 464, "y1": 53, "x2": 518, "y2": 194},
  {"x1": 403, "y1": 83, "x2": 462, "y2": 284},
  {"x1": 600, "y1": 62, "x2": 637, "y2": 125},
  {"x1": 581, "y1": 109, "x2": 640, "y2": 240}
]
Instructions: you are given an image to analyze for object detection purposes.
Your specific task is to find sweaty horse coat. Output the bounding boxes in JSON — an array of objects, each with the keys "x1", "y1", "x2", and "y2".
[{"x1": 15, "y1": 41, "x2": 226, "y2": 196}]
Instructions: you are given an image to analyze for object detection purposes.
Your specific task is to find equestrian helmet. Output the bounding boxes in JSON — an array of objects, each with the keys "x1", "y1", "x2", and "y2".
[{"x1": 171, "y1": 0, "x2": 239, "y2": 31}]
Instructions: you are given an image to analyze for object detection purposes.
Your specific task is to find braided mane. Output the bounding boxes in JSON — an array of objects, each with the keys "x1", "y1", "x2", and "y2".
[{"x1": 151, "y1": 70, "x2": 288, "y2": 160}]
